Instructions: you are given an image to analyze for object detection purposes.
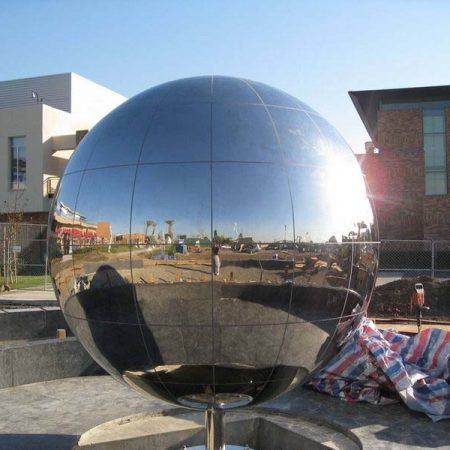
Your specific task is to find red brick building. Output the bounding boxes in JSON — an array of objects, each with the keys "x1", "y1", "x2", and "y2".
[{"x1": 350, "y1": 86, "x2": 450, "y2": 240}]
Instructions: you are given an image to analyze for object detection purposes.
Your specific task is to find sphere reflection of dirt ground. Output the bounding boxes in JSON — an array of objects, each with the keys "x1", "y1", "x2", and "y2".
[
  {"x1": 54, "y1": 247, "x2": 361, "y2": 292},
  {"x1": 50, "y1": 245, "x2": 373, "y2": 304}
]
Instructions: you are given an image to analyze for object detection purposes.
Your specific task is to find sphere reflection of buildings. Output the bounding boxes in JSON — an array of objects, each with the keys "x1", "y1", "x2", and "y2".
[{"x1": 49, "y1": 76, "x2": 378, "y2": 414}]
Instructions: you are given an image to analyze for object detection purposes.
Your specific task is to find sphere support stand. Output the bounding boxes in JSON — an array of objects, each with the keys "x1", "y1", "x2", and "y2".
[
  {"x1": 206, "y1": 407, "x2": 225, "y2": 450},
  {"x1": 187, "y1": 407, "x2": 250, "y2": 449}
]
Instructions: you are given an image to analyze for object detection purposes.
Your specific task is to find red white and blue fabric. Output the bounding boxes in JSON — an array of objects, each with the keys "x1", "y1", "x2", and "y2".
[{"x1": 308, "y1": 314, "x2": 450, "y2": 421}]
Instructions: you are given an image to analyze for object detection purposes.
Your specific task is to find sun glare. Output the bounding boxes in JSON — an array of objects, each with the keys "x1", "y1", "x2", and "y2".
[{"x1": 323, "y1": 158, "x2": 373, "y2": 242}]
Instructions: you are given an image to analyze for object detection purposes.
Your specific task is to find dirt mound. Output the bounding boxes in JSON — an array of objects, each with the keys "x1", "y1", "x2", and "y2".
[{"x1": 368, "y1": 276, "x2": 450, "y2": 321}]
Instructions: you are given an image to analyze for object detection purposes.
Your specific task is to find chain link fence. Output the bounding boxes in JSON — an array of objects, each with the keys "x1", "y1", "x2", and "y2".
[
  {"x1": 0, "y1": 222, "x2": 49, "y2": 290},
  {"x1": 380, "y1": 240, "x2": 450, "y2": 277},
  {"x1": 2, "y1": 226, "x2": 450, "y2": 291}
]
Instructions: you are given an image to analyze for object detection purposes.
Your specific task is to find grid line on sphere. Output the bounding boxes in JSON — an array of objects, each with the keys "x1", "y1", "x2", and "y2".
[
  {"x1": 63, "y1": 156, "x2": 361, "y2": 174},
  {"x1": 302, "y1": 109, "x2": 355, "y2": 362},
  {"x1": 68, "y1": 170, "x2": 87, "y2": 318},
  {"x1": 237, "y1": 78, "x2": 295, "y2": 403},
  {"x1": 49, "y1": 76, "x2": 378, "y2": 412},
  {"x1": 66, "y1": 118, "x2": 105, "y2": 174},
  {"x1": 50, "y1": 172, "x2": 83, "y2": 307},
  {"x1": 68, "y1": 166, "x2": 136, "y2": 328},
  {"x1": 209, "y1": 75, "x2": 217, "y2": 401},
  {"x1": 65, "y1": 316, "x2": 166, "y2": 387},
  {"x1": 58, "y1": 311, "x2": 364, "y2": 327},
  {"x1": 246, "y1": 79, "x2": 307, "y2": 110},
  {"x1": 128, "y1": 79, "x2": 187, "y2": 407}
]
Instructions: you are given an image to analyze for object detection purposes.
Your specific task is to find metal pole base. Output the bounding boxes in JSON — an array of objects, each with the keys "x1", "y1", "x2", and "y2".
[
  {"x1": 181, "y1": 408, "x2": 253, "y2": 450},
  {"x1": 185, "y1": 447, "x2": 251, "y2": 450},
  {"x1": 206, "y1": 407, "x2": 225, "y2": 450}
]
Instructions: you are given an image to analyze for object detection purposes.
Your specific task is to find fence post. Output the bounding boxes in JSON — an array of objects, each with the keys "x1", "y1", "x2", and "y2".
[
  {"x1": 45, "y1": 233, "x2": 49, "y2": 291},
  {"x1": 44, "y1": 254, "x2": 48, "y2": 291},
  {"x1": 1, "y1": 237, "x2": 4, "y2": 283},
  {"x1": 431, "y1": 240, "x2": 435, "y2": 278}
]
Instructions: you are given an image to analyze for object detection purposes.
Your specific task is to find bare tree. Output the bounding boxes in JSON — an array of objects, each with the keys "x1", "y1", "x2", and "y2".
[{"x1": 1, "y1": 192, "x2": 26, "y2": 289}]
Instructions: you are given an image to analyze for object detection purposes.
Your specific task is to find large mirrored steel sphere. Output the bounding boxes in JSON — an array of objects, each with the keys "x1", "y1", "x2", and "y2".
[{"x1": 48, "y1": 76, "x2": 378, "y2": 411}]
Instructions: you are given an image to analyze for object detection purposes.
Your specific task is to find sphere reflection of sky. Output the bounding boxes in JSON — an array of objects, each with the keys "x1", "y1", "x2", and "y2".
[
  {"x1": 213, "y1": 163, "x2": 293, "y2": 243},
  {"x1": 58, "y1": 76, "x2": 375, "y2": 245},
  {"x1": 66, "y1": 160, "x2": 373, "y2": 244},
  {"x1": 132, "y1": 164, "x2": 211, "y2": 239}
]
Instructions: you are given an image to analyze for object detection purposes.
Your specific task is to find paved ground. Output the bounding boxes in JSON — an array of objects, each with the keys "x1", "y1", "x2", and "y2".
[
  {"x1": 369, "y1": 317, "x2": 450, "y2": 335},
  {"x1": 376, "y1": 321, "x2": 450, "y2": 333},
  {"x1": 0, "y1": 289, "x2": 56, "y2": 306},
  {"x1": 0, "y1": 377, "x2": 166, "y2": 450},
  {"x1": 376, "y1": 272, "x2": 406, "y2": 286},
  {"x1": 376, "y1": 271, "x2": 450, "y2": 287},
  {"x1": 0, "y1": 375, "x2": 448, "y2": 450}
]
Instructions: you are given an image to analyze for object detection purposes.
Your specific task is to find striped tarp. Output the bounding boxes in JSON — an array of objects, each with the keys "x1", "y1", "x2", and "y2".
[{"x1": 309, "y1": 315, "x2": 450, "y2": 421}]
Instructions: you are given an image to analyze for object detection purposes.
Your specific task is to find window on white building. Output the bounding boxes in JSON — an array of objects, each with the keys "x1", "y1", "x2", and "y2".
[
  {"x1": 423, "y1": 110, "x2": 447, "y2": 195},
  {"x1": 10, "y1": 136, "x2": 26, "y2": 190}
]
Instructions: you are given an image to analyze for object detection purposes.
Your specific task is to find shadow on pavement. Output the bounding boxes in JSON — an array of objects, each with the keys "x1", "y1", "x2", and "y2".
[{"x1": 0, "y1": 433, "x2": 76, "y2": 450}]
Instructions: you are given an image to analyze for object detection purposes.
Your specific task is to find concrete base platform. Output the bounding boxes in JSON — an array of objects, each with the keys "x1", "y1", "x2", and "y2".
[
  {"x1": 0, "y1": 376, "x2": 448, "y2": 450},
  {"x1": 0, "y1": 289, "x2": 57, "y2": 307},
  {"x1": 75, "y1": 409, "x2": 359, "y2": 450}
]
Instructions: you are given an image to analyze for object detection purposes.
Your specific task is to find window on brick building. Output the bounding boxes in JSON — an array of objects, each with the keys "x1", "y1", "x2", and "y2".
[
  {"x1": 10, "y1": 136, "x2": 26, "y2": 190},
  {"x1": 423, "y1": 109, "x2": 447, "y2": 195}
]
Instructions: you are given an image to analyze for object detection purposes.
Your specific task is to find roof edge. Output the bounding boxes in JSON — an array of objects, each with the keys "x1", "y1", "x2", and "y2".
[{"x1": 349, "y1": 91, "x2": 377, "y2": 142}]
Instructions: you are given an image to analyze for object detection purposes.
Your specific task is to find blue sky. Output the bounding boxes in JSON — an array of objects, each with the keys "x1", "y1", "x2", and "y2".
[{"x1": 1, "y1": 0, "x2": 450, "y2": 152}]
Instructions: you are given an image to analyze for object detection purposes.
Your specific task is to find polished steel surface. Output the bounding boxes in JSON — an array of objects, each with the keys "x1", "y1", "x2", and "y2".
[
  {"x1": 189, "y1": 446, "x2": 251, "y2": 450},
  {"x1": 48, "y1": 76, "x2": 378, "y2": 411},
  {"x1": 206, "y1": 408, "x2": 225, "y2": 450}
]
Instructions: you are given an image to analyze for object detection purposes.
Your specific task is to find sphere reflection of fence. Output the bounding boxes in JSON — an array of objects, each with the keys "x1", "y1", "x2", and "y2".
[{"x1": 48, "y1": 76, "x2": 378, "y2": 411}]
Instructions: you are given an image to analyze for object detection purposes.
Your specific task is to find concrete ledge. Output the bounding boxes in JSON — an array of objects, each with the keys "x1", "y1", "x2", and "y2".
[
  {"x1": 0, "y1": 299, "x2": 57, "y2": 307},
  {"x1": 0, "y1": 337, "x2": 99, "y2": 388},
  {"x1": 0, "y1": 377, "x2": 449, "y2": 450},
  {"x1": 75, "y1": 409, "x2": 360, "y2": 450},
  {"x1": 0, "y1": 307, "x2": 69, "y2": 340}
]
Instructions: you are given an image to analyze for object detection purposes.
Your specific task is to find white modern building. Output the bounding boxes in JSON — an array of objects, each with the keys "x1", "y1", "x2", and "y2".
[{"x1": 0, "y1": 73, "x2": 126, "y2": 222}]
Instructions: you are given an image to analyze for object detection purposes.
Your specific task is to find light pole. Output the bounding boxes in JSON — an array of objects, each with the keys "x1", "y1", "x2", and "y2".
[{"x1": 31, "y1": 91, "x2": 42, "y2": 103}]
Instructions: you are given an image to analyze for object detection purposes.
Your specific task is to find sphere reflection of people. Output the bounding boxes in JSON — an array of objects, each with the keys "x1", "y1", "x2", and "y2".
[{"x1": 212, "y1": 241, "x2": 220, "y2": 276}]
